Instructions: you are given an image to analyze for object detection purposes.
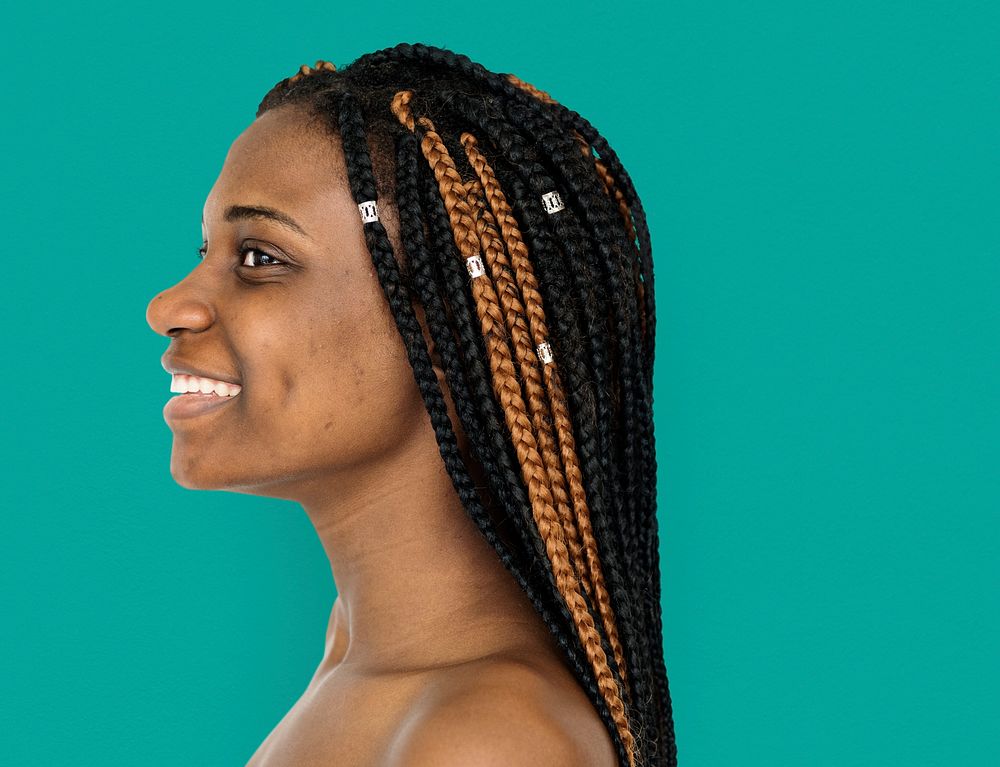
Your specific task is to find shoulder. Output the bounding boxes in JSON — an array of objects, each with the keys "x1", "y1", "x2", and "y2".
[{"x1": 383, "y1": 657, "x2": 616, "y2": 767}]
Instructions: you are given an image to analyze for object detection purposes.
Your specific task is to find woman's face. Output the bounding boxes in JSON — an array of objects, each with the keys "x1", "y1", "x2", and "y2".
[{"x1": 146, "y1": 104, "x2": 432, "y2": 499}]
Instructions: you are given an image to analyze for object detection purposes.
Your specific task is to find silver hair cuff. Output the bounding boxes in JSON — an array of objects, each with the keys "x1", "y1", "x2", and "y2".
[
  {"x1": 541, "y1": 190, "x2": 565, "y2": 214},
  {"x1": 536, "y1": 341, "x2": 554, "y2": 364},
  {"x1": 466, "y1": 255, "x2": 486, "y2": 278},
  {"x1": 358, "y1": 200, "x2": 379, "y2": 223}
]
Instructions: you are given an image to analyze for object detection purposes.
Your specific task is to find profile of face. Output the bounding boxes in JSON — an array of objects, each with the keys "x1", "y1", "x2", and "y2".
[{"x1": 146, "y1": 104, "x2": 454, "y2": 504}]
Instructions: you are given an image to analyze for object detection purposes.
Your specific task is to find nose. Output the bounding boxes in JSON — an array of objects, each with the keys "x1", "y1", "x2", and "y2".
[{"x1": 146, "y1": 272, "x2": 217, "y2": 338}]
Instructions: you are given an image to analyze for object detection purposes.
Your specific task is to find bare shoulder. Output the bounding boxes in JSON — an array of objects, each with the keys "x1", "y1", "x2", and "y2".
[{"x1": 382, "y1": 657, "x2": 618, "y2": 767}]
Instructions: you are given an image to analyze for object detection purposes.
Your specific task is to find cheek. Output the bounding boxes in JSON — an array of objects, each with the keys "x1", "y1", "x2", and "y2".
[{"x1": 262, "y1": 318, "x2": 428, "y2": 466}]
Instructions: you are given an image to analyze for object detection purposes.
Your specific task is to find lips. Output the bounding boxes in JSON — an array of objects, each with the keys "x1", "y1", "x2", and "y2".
[
  {"x1": 163, "y1": 388, "x2": 240, "y2": 422},
  {"x1": 160, "y1": 353, "x2": 244, "y2": 424}
]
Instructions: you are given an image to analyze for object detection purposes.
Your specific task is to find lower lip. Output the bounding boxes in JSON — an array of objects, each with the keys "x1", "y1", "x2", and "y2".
[{"x1": 164, "y1": 391, "x2": 240, "y2": 421}]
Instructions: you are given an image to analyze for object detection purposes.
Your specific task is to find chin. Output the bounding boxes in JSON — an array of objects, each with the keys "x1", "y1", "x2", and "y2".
[
  {"x1": 168, "y1": 451, "x2": 233, "y2": 491},
  {"x1": 167, "y1": 453, "x2": 302, "y2": 500}
]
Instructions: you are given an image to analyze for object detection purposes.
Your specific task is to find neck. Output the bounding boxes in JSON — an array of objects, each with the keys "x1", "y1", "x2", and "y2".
[{"x1": 294, "y1": 414, "x2": 551, "y2": 682}]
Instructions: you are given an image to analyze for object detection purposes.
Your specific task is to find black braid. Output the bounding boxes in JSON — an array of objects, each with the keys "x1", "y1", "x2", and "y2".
[
  {"x1": 501, "y1": 93, "x2": 671, "y2": 766},
  {"x1": 388, "y1": 97, "x2": 624, "y2": 758},
  {"x1": 487, "y1": 88, "x2": 670, "y2": 756},
  {"x1": 407, "y1": 91, "x2": 656, "y2": 746},
  {"x1": 352, "y1": 42, "x2": 656, "y2": 370},
  {"x1": 473, "y1": 92, "x2": 660, "y2": 755},
  {"x1": 431, "y1": 73, "x2": 668, "y2": 763},
  {"x1": 408, "y1": 132, "x2": 628, "y2": 746},
  {"x1": 253, "y1": 45, "x2": 675, "y2": 766}
]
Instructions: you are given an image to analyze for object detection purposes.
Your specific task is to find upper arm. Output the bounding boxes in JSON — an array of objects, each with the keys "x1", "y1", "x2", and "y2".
[{"x1": 384, "y1": 684, "x2": 591, "y2": 767}]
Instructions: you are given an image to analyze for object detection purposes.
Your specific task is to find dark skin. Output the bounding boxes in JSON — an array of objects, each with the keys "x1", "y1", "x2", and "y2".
[{"x1": 146, "y1": 103, "x2": 618, "y2": 767}]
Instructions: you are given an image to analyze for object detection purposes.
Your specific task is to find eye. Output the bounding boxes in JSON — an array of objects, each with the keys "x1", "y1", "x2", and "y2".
[
  {"x1": 195, "y1": 244, "x2": 286, "y2": 268},
  {"x1": 238, "y1": 246, "x2": 285, "y2": 268}
]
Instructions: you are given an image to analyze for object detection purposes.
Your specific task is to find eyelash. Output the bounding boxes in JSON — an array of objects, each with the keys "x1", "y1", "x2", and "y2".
[{"x1": 197, "y1": 244, "x2": 285, "y2": 268}]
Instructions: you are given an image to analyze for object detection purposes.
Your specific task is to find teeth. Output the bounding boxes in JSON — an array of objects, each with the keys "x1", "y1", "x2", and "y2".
[{"x1": 170, "y1": 373, "x2": 242, "y2": 397}]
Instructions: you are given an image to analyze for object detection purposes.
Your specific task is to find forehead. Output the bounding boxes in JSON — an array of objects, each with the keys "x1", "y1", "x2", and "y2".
[{"x1": 203, "y1": 104, "x2": 350, "y2": 227}]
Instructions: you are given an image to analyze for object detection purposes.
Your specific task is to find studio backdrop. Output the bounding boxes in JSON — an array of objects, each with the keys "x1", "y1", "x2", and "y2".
[{"x1": 1, "y1": 2, "x2": 997, "y2": 766}]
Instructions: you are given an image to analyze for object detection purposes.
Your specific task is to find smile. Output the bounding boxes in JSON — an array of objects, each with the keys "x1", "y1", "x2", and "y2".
[
  {"x1": 164, "y1": 374, "x2": 242, "y2": 422},
  {"x1": 170, "y1": 373, "x2": 242, "y2": 397}
]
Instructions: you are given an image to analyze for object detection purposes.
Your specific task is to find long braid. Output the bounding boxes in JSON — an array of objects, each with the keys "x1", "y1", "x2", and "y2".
[
  {"x1": 496, "y1": 85, "x2": 671, "y2": 762},
  {"x1": 442, "y1": 91, "x2": 658, "y2": 758},
  {"x1": 390, "y1": 94, "x2": 637, "y2": 767},
  {"x1": 253, "y1": 46, "x2": 675, "y2": 766},
  {"x1": 332, "y1": 93, "x2": 631, "y2": 752},
  {"x1": 442, "y1": 92, "x2": 632, "y2": 634},
  {"x1": 462, "y1": 171, "x2": 592, "y2": 602},
  {"x1": 393, "y1": 123, "x2": 581, "y2": 655},
  {"x1": 503, "y1": 80, "x2": 674, "y2": 767},
  {"x1": 410, "y1": 141, "x2": 614, "y2": 727},
  {"x1": 461, "y1": 132, "x2": 632, "y2": 700},
  {"x1": 504, "y1": 94, "x2": 670, "y2": 763},
  {"x1": 382, "y1": 51, "x2": 651, "y2": 764},
  {"x1": 397, "y1": 68, "x2": 652, "y2": 762},
  {"x1": 500, "y1": 82, "x2": 664, "y2": 639},
  {"x1": 407, "y1": 126, "x2": 609, "y2": 707}
]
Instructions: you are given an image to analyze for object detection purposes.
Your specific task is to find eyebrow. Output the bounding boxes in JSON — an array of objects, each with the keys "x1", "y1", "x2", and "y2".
[{"x1": 202, "y1": 204, "x2": 312, "y2": 239}]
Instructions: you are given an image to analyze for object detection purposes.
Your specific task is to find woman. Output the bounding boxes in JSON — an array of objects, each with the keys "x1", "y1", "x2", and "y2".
[{"x1": 146, "y1": 43, "x2": 676, "y2": 767}]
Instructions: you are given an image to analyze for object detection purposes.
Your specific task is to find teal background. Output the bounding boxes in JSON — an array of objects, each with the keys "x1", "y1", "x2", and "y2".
[{"x1": 1, "y1": 1, "x2": 996, "y2": 765}]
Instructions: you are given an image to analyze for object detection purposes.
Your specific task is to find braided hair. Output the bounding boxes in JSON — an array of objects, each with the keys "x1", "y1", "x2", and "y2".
[{"x1": 254, "y1": 44, "x2": 675, "y2": 767}]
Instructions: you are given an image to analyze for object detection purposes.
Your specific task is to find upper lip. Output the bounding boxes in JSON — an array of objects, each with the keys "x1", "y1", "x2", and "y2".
[{"x1": 161, "y1": 355, "x2": 242, "y2": 386}]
